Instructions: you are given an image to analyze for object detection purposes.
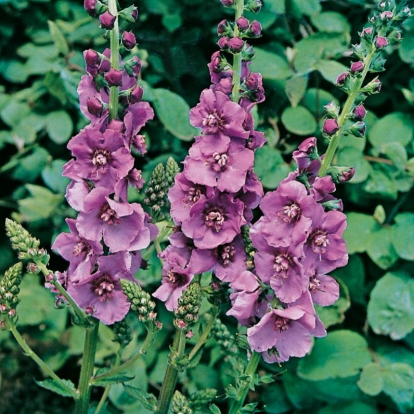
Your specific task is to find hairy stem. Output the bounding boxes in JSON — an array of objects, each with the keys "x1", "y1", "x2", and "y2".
[
  {"x1": 75, "y1": 319, "x2": 100, "y2": 414},
  {"x1": 228, "y1": 351, "x2": 261, "y2": 414},
  {"x1": 108, "y1": 0, "x2": 120, "y2": 120},
  {"x1": 6, "y1": 317, "x2": 77, "y2": 398}
]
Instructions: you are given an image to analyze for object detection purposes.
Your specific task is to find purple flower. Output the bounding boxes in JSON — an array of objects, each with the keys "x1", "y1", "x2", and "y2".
[
  {"x1": 189, "y1": 89, "x2": 249, "y2": 138},
  {"x1": 184, "y1": 139, "x2": 254, "y2": 193},
  {"x1": 76, "y1": 187, "x2": 151, "y2": 253},
  {"x1": 181, "y1": 192, "x2": 246, "y2": 249},
  {"x1": 100, "y1": 11, "x2": 116, "y2": 30},
  {"x1": 84, "y1": 0, "x2": 97, "y2": 16},
  {"x1": 68, "y1": 254, "x2": 135, "y2": 325},
  {"x1": 52, "y1": 219, "x2": 103, "y2": 283},
  {"x1": 130, "y1": 86, "x2": 143, "y2": 104},
  {"x1": 124, "y1": 102, "x2": 155, "y2": 151},
  {"x1": 322, "y1": 118, "x2": 340, "y2": 136},
  {"x1": 65, "y1": 128, "x2": 134, "y2": 189},
  {"x1": 292, "y1": 137, "x2": 320, "y2": 172}
]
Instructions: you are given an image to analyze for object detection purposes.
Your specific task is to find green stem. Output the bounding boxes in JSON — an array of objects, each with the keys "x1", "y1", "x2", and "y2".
[
  {"x1": 318, "y1": 48, "x2": 376, "y2": 177},
  {"x1": 231, "y1": 0, "x2": 244, "y2": 103},
  {"x1": 228, "y1": 351, "x2": 261, "y2": 414},
  {"x1": 6, "y1": 317, "x2": 77, "y2": 398},
  {"x1": 75, "y1": 319, "x2": 100, "y2": 414},
  {"x1": 188, "y1": 308, "x2": 218, "y2": 362},
  {"x1": 36, "y1": 262, "x2": 88, "y2": 324},
  {"x1": 155, "y1": 330, "x2": 186, "y2": 414},
  {"x1": 94, "y1": 352, "x2": 121, "y2": 414},
  {"x1": 92, "y1": 328, "x2": 155, "y2": 383},
  {"x1": 108, "y1": 0, "x2": 120, "y2": 121}
]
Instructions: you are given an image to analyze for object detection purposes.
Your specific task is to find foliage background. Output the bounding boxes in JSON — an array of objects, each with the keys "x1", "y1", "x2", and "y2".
[{"x1": 0, "y1": 0, "x2": 413, "y2": 413}]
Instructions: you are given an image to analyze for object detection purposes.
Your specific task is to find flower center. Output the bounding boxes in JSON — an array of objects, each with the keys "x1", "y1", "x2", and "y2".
[
  {"x1": 217, "y1": 243, "x2": 235, "y2": 267},
  {"x1": 273, "y1": 253, "x2": 290, "y2": 279},
  {"x1": 310, "y1": 229, "x2": 330, "y2": 256},
  {"x1": 165, "y1": 270, "x2": 187, "y2": 287},
  {"x1": 280, "y1": 202, "x2": 301, "y2": 223},
  {"x1": 204, "y1": 207, "x2": 225, "y2": 232},
  {"x1": 210, "y1": 152, "x2": 228, "y2": 172},
  {"x1": 273, "y1": 316, "x2": 290, "y2": 332},
  {"x1": 185, "y1": 185, "x2": 204, "y2": 205},
  {"x1": 201, "y1": 110, "x2": 224, "y2": 133},
  {"x1": 72, "y1": 240, "x2": 91, "y2": 257},
  {"x1": 92, "y1": 149, "x2": 110, "y2": 167},
  {"x1": 100, "y1": 203, "x2": 120, "y2": 225},
  {"x1": 309, "y1": 275, "x2": 322, "y2": 294},
  {"x1": 91, "y1": 274, "x2": 115, "y2": 302}
]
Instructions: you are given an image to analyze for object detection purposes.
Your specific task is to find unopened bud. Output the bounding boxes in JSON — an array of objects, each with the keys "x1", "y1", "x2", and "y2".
[
  {"x1": 122, "y1": 31, "x2": 136, "y2": 50},
  {"x1": 228, "y1": 37, "x2": 245, "y2": 53},
  {"x1": 380, "y1": 11, "x2": 393, "y2": 21},
  {"x1": 236, "y1": 17, "x2": 249, "y2": 31},
  {"x1": 130, "y1": 85, "x2": 144, "y2": 103},
  {"x1": 245, "y1": 0, "x2": 263, "y2": 13},
  {"x1": 322, "y1": 198, "x2": 344, "y2": 211},
  {"x1": 360, "y1": 77, "x2": 382, "y2": 94},
  {"x1": 375, "y1": 36, "x2": 388, "y2": 49},
  {"x1": 352, "y1": 104, "x2": 367, "y2": 120},
  {"x1": 248, "y1": 20, "x2": 262, "y2": 37},
  {"x1": 99, "y1": 10, "x2": 116, "y2": 30},
  {"x1": 347, "y1": 121, "x2": 366, "y2": 138},
  {"x1": 360, "y1": 27, "x2": 373, "y2": 38},
  {"x1": 220, "y1": 0, "x2": 235, "y2": 6},
  {"x1": 323, "y1": 101, "x2": 340, "y2": 119},
  {"x1": 87, "y1": 97, "x2": 103, "y2": 116},
  {"x1": 327, "y1": 166, "x2": 355, "y2": 183},
  {"x1": 104, "y1": 68, "x2": 123, "y2": 87},
  {"x1": 84, "y1": 49, "x2": 101, "y2": 68},
  {"x1": 218, "y1": 19, "x2": 233, "y2": 37},
  {"x1": 322, "y1": 118, "x2": 340, "y2": 136},
  {"x1": 350, "y1": 61, "x2": 364, "y2": 74},
  {"x1": 84, "y1": 0, "x2": 97, "y2": 16}
]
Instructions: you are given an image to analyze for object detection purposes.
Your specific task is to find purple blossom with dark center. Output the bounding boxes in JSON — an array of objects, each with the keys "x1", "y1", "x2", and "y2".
[
  {"x1": 189, "y1": 89, "x2": 249, "y2": 138},
  {"x1": 68, "y1": 254, "x2": 136, "y2": 325},
  {"x1": 227, "y1": 270, "x2": 261, "y2": 325},
  {"x1": 76, "y1": 187, "x2": 152, "y2": 253},
  {"x1": 181, "y1": 192, "x2": 246, "y2": 249},
  {"x1": 184, "y1": 139, "x2": 254, "y2": 193},
  {"x1": 304, "y1": 204, "x2": 348, "y2": 271},
  {"x1": 169, "y1": 173, "x2": 214, "y2": 223},
  {"x1": 52, "y1": 218, "x2": 103, "y2": 283},
  {"x1": 65, "y1": 127, "x2": 134, "y2": 189}
]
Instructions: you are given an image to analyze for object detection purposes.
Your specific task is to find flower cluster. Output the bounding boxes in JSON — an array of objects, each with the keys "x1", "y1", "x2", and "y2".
[
  {"x1": 153, "y1": 2, "x2": 265, "y2": 311},
  {"x1": 51, "y1": 2, "x2": 157, "y2": 325}
]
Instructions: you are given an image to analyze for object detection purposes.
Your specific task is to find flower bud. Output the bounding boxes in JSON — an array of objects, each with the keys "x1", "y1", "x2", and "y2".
[
  {"x1": 124, "y1": 56, "x2": 142, "y2": 77},
  {"x1": 323, "y1": 101, "x2": 340, "y2": 119},
  {"x1": 322, "y1": 198, "x2": 344, "y2": 211},
  {"x1": 388, "y1": 30, "x2": 402, "y2": 43},
  {"x1": 248, "y1": 20, "x2": 262, "y2": 37},
  {"x1": 352, "y1": 104, "x2": 367, "y2": 120},
  {"x1": 245, "y1": 72, "x2": 259, "y2": 91},
  {"x1": 380, "y1": 11, "x2": 393, "y2": 21},
  {"x1": 395, "y1": 6, "x2": 412, "y2": 20},
  {"x1": 236, "y1": 17, "x2": 249, "y2": 31},
  {"x1": 122, "y1": 31, "x2": 136, "y2": 50},
  {"x1": 347, "y1": 121, "x2": 366, "y2": 138},
  {"x1": 322, "y1": 118, "x2": 340, "y2": 136},
  {"x1": 100, "y1": 10, "x2": 116, "y2": 30},
  {"x1": 131, "y1": 6, "x2": 138, "y2": 20},
  {"x1": 218, "y1": 36, "x2": 230, "y2": 51},
  {"x1": 336, "y1": 72, "x2": 349, "y2": 85},
  {"x1": 84, "y1": 49, "x2": 101, "y2": 68},
  {"x1": 228, "y1": 37, "x2": 245, "y2": 53},
  {"x1": 245, "y1": 0, "x2": 263, "y2": 13},
  {"x1": 360, "y1": 77, "x2": 382, "y2": 94},
  {"x1": 375, "y1": 36, "x2": 388, "y2": 49},
  {"x1": 130, "y1": 85, "x2": 144, "y2": 103},
  {"x1": 242, "y1": 43, "x2": 255, "y2": 60},
  {"x1": 217, "y1": 19, "x2": 233, "y2": 37},
  {"x1": 104, "y1": 68, "x2": 123, "y2": 86},
  {"x1": 220, "y1": 0, "x2": 235, "y2": 6},
  {"x1": 87, "y1": 97, "x2": 103, "y2": 116},
  {"x1": 350, "y1": 61, "x2": 364, "y2": 74},
  {"x1": 327, "y1": 166, "x2": 355, "y2": 184},
  {"x1": 84, "y1": 0, "x2": 97, "y2": 16},
  {"x1": 360, "y1": 27, "x2": 373, "y2": 38}
]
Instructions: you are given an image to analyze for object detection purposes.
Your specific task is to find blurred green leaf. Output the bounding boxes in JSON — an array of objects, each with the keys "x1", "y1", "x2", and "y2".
[
  {"x1": 382, "y1": 363, "x2": 414, "y2": 411},
  {"x1": 297, "y1": 330, "x2": 371, "y2": 381},
  {"x1": 281, "y1": 105, "x2": 317, "y2": 135},
  {"x1": 399, "y1": 31, "x2": 414, "y2": 64},
  {"x1": 292, "y1": 0, "x2": 321, "y2": 16},
  {"x1": 368, "y1": 271, "x2": 414, "y2": 340},
  {"x1": 343, "y1": 212, "x2": 380, "y2": 254},
  {"x1": 392, "y1": 213, "x2": 414, "y2": 260},
  {"x1": 315, "y1": 60, "x2": 348, "y2": 84},
  {"x1": 250, "y1": 48, "x2": 292, "y2": 80},
  {"x1": 317, "y1": 402, "x2": 378, "y2": 414},
  {"x1": 285, "y1": 75, "x2": 308, "y2": 107},
  {"x1": 311, "y1": 12, "x2": 351, "y2": 33},
  {"x1": 10, "y1": 146, "x2": 50, "y2": 182},
  {"x1": 41, "y1": 159, "x2": 70, "y2": 194},
  {"x1": 35, "y1": 378, "x2": 76, "y2": 398},
  {"x1": 357, "y1": 363, "x2": 383, "y2": 396},
  {"x1": 366, "y1": 226, "x2": 398, "y2": 270},
  {"x1": 46, "y1": 111, "x2": 73, "y2": 144},
  {"x1": 337, "y1": 147, "x2": 372, "y2": 183},
  {"x1": 48, "y1": 20, "x2": 69, "y2": 56}
]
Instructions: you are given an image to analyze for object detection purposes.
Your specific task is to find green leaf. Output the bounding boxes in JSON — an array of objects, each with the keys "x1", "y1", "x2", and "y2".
[
  {"x1": 260, "y1": 382, "x2": 291, "y2": 413},
  {"x1": 1, "y1": 100, "x2": 31, "y2": 127},
  {"x1": 281, "y1": 105, "x2": 317, "y2": 135},
  {"x1": 317, "y1": 402, "x2": 378, "y2": 414},
  {"x1": 153, "y1": 88, "x2": 197, "y2": 141},
  {"x1": 368, "y1": 112, "x2": 413, "y2": 148},
  {"x1": 399, "y1": 31, "x2": 414, "y2": 64},
  {"x1": 343, "y1": 212, "x2": 379, "y2": 254},
  {"x1": 382, "y1": 363, "x2": 414, "y2": 411},
  {"x1": 1, "y1": 60, "x2": 29, "y2": 83},
  {"x1": 303, "y1": 88, "x2": 338, "y2": 116},
  {"x1": 373, "y1": 205, "x2": 386, "y2": 225},
  {"x1": 123, "y1": 385, "x2": 157, "y2": 411},
  {"x1": 378, "y1": 142, "x2": 407, "y2": 170},
  {"x1": 297, "y1": 330, "x2": 372, "y2": 381},
  {"x1": 292, "y1": 0, "x2": 321, "y2": 16},
  {"x1": 392, "y1": 213, "x2": 414, "y2": 260},
  {"x1": 48, "y1": 20, "x2": 69, "y2": 56},
  {"x1": 250, "y1": 48, "x2": 292, "y2": 80},
  {"x1": 265, "y1": 0, "x2": 286, "y2": 14},
  {"x1": 161, "y1": 12, "x2": 182, "y2": 33},
  {"x1": 357, "y1": 363, "x2": 383, "y2": 396},
  {"x1": 366, "y1": 226, "x2": 399, "y2": 270},
  {"x1": 93, "y1": 370, "x2": 135, "y2": 387},
  {"x1": 285, "y1": 75, "x2": 308, "y2": 107},
  {"x1": 41, "y1": 159, "x2": 70, "y2": 194},
  {"x1": 254, "y1": 146, "x2": 292, "y2": 189},
  {"x1": 368, "y1": 271, "x2": 414, "y2": 340},
  {"x1": 35, "y1": 378, "x2": 76, "y2": 398},
  {"x1": 315, "y1": 60, "x2": 349, "y2": 84},
  {"x1": 11, "y1": 147, "x2": 50, "y2": 182},
  {"x1": 46, "y1": 111, "x2": 73, "y2": 144},
  {"x1": 209, "y1": 404, "x2": 222, "y2": 414},
  {"x1": 337, "y1": 147, "x2": 372, "y2": 184},
  {"x1": 311, "y1": 12, "x2": 351, "y2": 33}
]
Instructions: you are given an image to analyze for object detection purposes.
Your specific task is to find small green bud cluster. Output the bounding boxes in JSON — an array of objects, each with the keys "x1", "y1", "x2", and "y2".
[
  {"x1": 120, "y1": 279, "x2": 157, "y2": 323},
  {"x1": 241, "y1": 226, "x2": 255, "y2": 270},
  {"x1": 173, "y1": 283, "x2": 202, "y2": 334},
  {"x1": 5, "y1": 219, "x2": 50, "y2": 264},
  {"x1": 112, "y1": 318, "x2": 132, "y2": 347},
  {"x1": 171, "y1": 391, "x2": 194, "y2": 414},
  {"x1": 144, "y1": 157, "x2": 180, "y2": 221},
  {"x1": 0, "y1": 263, "x2": 23, "y2": 328},
  {"x1": 211, "y1": 318, "x2": 239, "y2": 358},
  {"x1": 189, "y1": 388, "x2": 217, "y2": 410}
]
